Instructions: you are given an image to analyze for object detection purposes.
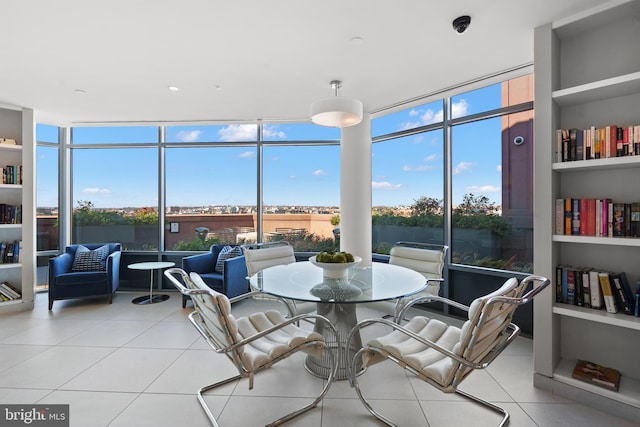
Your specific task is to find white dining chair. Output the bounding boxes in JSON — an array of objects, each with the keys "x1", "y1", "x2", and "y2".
[
  {"x1": 347, "y1": 275, "x2": 550, "y2": 426},
  {"x1": 242, "y1": 241, "x2": 316, "y2": 316},
  {"x1": 364, "y1": 241, "x2": 448, "y2": 321},
  {"x1": 165, "y1": 267, "x2": 338, "y2": 427}
]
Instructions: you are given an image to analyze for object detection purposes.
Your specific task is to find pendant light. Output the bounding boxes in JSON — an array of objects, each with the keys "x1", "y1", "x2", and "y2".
[{"x1": 310, "y1": 80, "x2": 363, "y2": 128}]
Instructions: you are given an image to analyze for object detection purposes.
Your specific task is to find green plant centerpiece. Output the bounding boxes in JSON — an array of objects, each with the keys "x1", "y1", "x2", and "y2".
[
  {"x1": 310, "y1": 251, "x2": 361, "y2": 279},
  {"x1": 315, "y1": 251, "x2": 355, "y2": 263}
]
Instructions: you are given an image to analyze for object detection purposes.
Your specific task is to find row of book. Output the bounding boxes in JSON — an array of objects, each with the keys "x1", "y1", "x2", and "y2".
[
  {"x1": 555, "y1": 198, "x2": 640, "y2": 237},
  {"x1": 555, "y1": 125, "x2": 640, "y2": 162},
  {"x1": 0, "y1": 240, "x2": 21, "y2": 264},
  {"x1": 556, "y1": 265, "x2": 639, "y2": 316},
  {"x1": 0, "y1": 281, "x2": 21, "y2": 302},
  {"x1": 0, "y1": 204, "x2": 21, "y2": 225},
  {"x1": 2, "y1": 164, "x2": 22, "y2": 185}
]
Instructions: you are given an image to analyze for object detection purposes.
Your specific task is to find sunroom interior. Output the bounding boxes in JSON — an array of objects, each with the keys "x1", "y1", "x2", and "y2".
[{"x1": 1, "y1": 0, "x2": 638, "y2": 426}]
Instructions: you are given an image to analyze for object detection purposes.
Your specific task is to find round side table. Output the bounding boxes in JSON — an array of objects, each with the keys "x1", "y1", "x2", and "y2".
[{"x1": 128, "y1": 261, "x2": 175, "y2": 304}]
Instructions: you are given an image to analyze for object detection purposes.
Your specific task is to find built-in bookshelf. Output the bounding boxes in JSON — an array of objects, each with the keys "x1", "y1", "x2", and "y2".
[
  {"x1": 534, "y1": 0, "x2": 640, "y2": 422},
  {"x1": 0, "y1": 106, "x2": 34, "y2": 313}
]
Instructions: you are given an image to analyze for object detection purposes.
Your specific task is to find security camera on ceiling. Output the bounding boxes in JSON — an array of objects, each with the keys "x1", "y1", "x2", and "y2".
[{"x1": 452, "y1": 15, "x2": 471, "y2": 34}]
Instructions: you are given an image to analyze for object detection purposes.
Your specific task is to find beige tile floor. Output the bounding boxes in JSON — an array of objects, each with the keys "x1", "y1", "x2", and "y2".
[{"x1": 1, "y1": 291, "x2": 638, "y2": 427}]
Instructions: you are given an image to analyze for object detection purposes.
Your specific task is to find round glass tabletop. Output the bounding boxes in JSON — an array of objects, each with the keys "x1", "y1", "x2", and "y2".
[{"x1": 249, "y1": 261, "x2": 426, "y2": 303}]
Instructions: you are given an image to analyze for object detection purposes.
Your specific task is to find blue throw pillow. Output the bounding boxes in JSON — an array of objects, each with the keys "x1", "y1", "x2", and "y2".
[
  {"x1": 215, "y1": 246, "x2": 242, "y2": 274},
  {"x1": 71, "y1": 244, "x2": 110, "y2": 272}
]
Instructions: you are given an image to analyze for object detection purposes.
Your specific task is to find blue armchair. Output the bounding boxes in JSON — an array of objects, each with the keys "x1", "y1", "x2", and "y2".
[
  {"x1": 181, "y1": 244, "x2": 249, "y2": 307},
  {"x1": 48, "y1": 243, "x2": 121, "y2": 310}
]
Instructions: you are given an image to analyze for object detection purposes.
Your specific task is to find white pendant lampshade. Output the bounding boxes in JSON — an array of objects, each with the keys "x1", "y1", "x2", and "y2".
[{"x1": 310, "y1": 80, "x2": 363, "y2": 128}]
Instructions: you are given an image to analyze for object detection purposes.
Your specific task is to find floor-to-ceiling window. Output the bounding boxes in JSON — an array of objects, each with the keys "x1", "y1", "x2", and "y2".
[
  {"x1": 372, "y1": 74, "x2": 533, "y2": 273},
  {"x1": 165, "y1": 124, "x2": 258, "y2": 251},
  {"x1": 371, "y1": 99, "x2": 445, "y2": 254},
  {"x1": 70, "y1": 127, "x2": 159, "y2": 250},
  {"x1": 35, "y1": 124, "x2": 60, "y2": 289},
  {"x1": 262, "y1": 123, "x2": 340, "y2": 252},
  {"x1": 36, "y1": 72, "x2": 533, "y2": 277}
]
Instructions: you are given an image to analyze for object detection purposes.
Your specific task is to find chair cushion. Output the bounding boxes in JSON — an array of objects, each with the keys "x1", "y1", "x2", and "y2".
[
  {"x1": 71, "y1": 244, "x2": 109, "y2": 272},
  {"x1": 215, "y1": 245, "x2": 242, "y2": 274},
  {"x1": 390, "y1": 246, "x2": 444, "y2": 279},
  {"x1": 187, "y1": 271, "x2": 324, "y2": 372},
  {"x1": 243, "y1": 245, "x2": 295, "y2": 276}
]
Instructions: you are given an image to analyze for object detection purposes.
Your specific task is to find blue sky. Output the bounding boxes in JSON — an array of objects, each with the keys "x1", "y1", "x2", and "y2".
[{"x1": 36, "y1": 84, "x2": 505, "y2": 209}]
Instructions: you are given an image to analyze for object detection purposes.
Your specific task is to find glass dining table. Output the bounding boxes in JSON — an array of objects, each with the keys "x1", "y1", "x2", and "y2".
[{"x1": 249, "y1": 261, "x2": 426, "y2": 380}]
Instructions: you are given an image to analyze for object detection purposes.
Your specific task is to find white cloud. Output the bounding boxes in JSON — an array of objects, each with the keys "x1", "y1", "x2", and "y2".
[
  {"x1": 218, "y1": 124, "x2": 257, "y2": 141},
  {"x1": 313, "y1": 169, "x2": 327, "y2": 176},
  {"x1": 372, "y1": 181, "x2": 403, "y2": 190},
  {"x1": 451, "y1": 99, "x2": 469, "y2": 119},
  {"x1": 175, "y1": 130, "x2": 201, "y2": 142},
  {"x1": 466, "y1": 185, "x2": 500, "y2": 193},
  {"x1": 425, "y1": 154, "x2": 437, "y2": 161},
  {"x1": 402, "y1": 164, "x2": 432, "y2": 172},
  {"x1": 399, "y1": 99, "x2": 468, "y2": 130},
  {"x1": 453, "y1": 161, "x2": 474, "y2": 175},
  {"x1": 238, "y1": 151, "x2": 255, "y2": 158},
  {"x1": 496, "y1": 164, "x2": 502, "y2": 172},
  {"x1": 263, "y1": 125, "x2": 287, "y2": 139},
  {"x1": 289, "y1": 175, "x2": 296, "y2": 179},
  {"x1": 82, "y1": 187, "x2": 111, "y2": 195}
]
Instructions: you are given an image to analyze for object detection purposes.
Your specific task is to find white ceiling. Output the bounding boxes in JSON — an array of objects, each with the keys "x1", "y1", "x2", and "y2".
[{"x1": 1, "y1": 0, "x2": 609, "y2": 126}]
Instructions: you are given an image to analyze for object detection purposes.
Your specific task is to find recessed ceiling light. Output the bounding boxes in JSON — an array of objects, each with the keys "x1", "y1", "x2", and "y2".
[
  {"x1": 215, "y1": 85, "x2": 222, "y2": 91},
  {"x1": 74, "y1": 89, "x2": 86, "y2": 95},
  {"x1": 350, "y1": 37, "x2": 365, "y2": 45},
  {"x1": 168, "y1": 86, "x2": 180, "y2": 92}
]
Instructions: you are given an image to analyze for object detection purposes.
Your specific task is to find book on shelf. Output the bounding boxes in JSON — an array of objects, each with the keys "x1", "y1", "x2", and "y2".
[
  {"x1": 556, "y1": 265, "x2": 593, "y2": 307},
  {"x1": 564, "y1": 198, "x2": 572, "y2": 235},
  {"x1": 0, "y1": 281, "x2": 20, "y2": 300},
  {"x1": 589, "y1": 269, "x2": 604, "y2": 309},
  {"x1": 557, "y1": 198, "x2": 640, "y2": 237},
  {"x1": 586, "y1": 199, "x2": 596, "y2": 236},
  {"x1": 598, "y1": 272, "x2": 618, "y2": 314},
  {"x1": 555, "y1": 199, "x2": 565, "y2": 235},
  {"x1": 580, "y1": 269, "x2": 591, "y2": 309},
  {"x1": 554, "y1": 124, "x2": 640, "y2": 162},
  {"x1": 612, "y1": 203, "x2": 625, "y2": 237},
  {"x1": 624, "y1": 203, "x2": 632, "y2": 237},
  {"x1": 572, "y1": 198, "x2": 580, "y2": 236},
  {"x1": 556, "y1": 265, "x2": 563, "y2": 303},
  {"x1": 0, "y1": 240, "x2": 20, "y2": 264},
  {"x1": 556, "y1": 265, "x2": 570, "y2": 304},
  {"x1": 632, "y1": 202, "x2": 640, "y2": 237},
  {"x1": 572, "y1": 360, "x2": 621, "y2": 392},
  {"x1": 609, "y1": 272, "x2": 634, "y2": 315},
  {"x1": 571, "y1": 128, "x2": 583, "y2": 161},
  {"x1": 567, "y1": 268, "x2": 576, "y2": 305}
]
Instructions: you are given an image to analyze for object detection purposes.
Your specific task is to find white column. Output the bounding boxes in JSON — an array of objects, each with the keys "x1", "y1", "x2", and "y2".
[{"x1": 340, "y1": 113, "x2": 372, "y2": 267}]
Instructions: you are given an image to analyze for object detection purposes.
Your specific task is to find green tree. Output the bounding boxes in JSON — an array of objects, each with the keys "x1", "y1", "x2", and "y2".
[
  {"x1": 454, "y1": 193, "x2": 494, "y2": 215},
  {"x1": 410, "y1": 196, "x2": 443, "y2": 216}
]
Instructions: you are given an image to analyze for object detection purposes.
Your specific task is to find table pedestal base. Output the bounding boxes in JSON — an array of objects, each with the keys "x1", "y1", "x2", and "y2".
[
  {"x1": 132, "y1": 294, "x2": 170, "y2": 305},
  {"x1": 305, "y1": 302, "x2": 362, "y2": 380}
]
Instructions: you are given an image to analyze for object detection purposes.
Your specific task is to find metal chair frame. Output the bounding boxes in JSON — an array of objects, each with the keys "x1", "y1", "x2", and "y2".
[
  {"x1": 165, "y1": 267, "x2": 338, "y2": 427},
  {"x1": 347, "y1": 275, "x2": 550, "y2": 427}
]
